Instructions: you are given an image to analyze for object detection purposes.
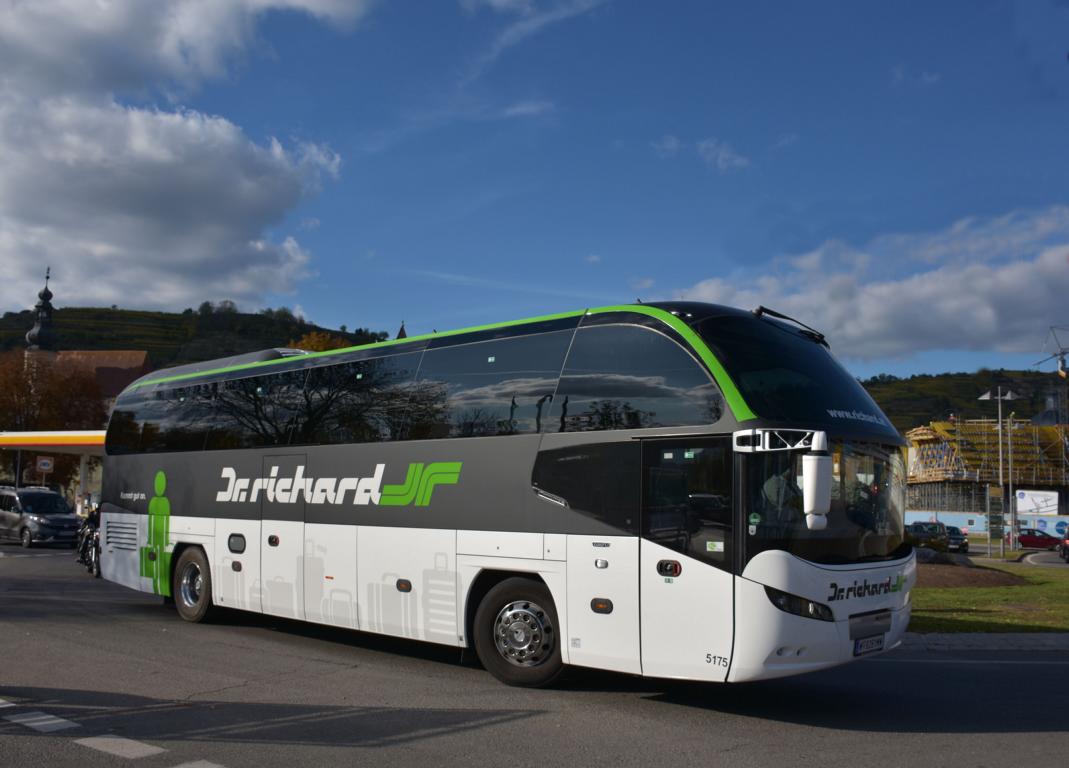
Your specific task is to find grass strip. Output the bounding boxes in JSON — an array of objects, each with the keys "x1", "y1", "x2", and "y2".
[{"x1": 910, "y1": 563, "x2": 1069, "y2": 633}]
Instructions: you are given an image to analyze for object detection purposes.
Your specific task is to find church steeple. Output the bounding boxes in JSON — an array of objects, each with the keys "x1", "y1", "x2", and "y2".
[{"x1": 26, "y1": 267, "x2": 55, "y2": 351}]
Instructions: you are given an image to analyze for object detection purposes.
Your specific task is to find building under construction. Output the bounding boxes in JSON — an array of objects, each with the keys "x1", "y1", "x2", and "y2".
[{"x1": 906, "y1": 418, "x2": 1069, "y2": 514}]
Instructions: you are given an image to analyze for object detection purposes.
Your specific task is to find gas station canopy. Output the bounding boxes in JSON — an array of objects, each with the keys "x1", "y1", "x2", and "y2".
[{"x1": 0, "y1": 431, "x2": 106, "y2": 457}]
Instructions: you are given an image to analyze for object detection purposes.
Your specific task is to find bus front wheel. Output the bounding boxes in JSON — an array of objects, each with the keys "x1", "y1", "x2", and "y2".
[
  {"x1": 473, "y1": 577, "x2": 563, "y2": 687},
  {"x1": 173, "y1": 547, "x2": 214, "y2": 623}
]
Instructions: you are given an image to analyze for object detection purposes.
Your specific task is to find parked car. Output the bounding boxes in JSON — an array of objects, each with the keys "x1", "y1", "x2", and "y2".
[
  {"x1": 1016, "y1": 528, "x2": 1061, "y2": 551},
  {"x1": 946, "y1": 525, "x2": 969, "y2": 553},
  {"x1": 906, "y1": 521, "x2": 949, "y2": 552},
  {"x1": 0, "y1": 486, "x2": 80, "y2": 548},
  {"x1": 1059, "y1": 531, "x2": 1069, "y2": 562}
]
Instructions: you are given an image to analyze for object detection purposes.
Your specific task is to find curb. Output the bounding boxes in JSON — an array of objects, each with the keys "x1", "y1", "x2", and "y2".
[{"x1": 901, "y1": 632, "x2": 1069, "y2": 652}]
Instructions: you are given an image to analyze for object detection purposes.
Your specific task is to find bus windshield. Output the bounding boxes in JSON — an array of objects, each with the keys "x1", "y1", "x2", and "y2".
[
  {"x1": 740, "y1": 441, "x2": 908, "y2": 565},
  {"x1": 697, "y1": 314, "x2": 898, "y2": 438}
]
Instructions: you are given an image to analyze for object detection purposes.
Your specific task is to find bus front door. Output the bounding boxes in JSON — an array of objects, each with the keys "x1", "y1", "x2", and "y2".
[
  {"x1": 640, "y1": 438, "x2": 734, "y2": 681},
  {"x1": 260, "y1": 454, "x2": 306, "y2": 620}
]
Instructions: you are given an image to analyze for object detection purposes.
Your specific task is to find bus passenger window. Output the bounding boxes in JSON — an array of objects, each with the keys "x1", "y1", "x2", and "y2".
[
  {"x1": 532, "y1": 442, "x2": 640, "y2": 534},
  {"x1": 293, "y1": 352, "x2": 421, "y2": 445},
  {"x1": 205, "y1": 368, "x2": 308, "y2": 449},
  {"x1": 406, "y1": 330, "x2": 571, "y2": 440},
  {"x1": 549, "y1": 324, "x2": 723, "y2": 433},
  {"x1": 642, "y1": 439, "x2": 733, "y2": 571}
]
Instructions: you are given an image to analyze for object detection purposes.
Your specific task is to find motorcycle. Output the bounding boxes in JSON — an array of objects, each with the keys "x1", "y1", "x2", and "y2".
[{"x1": 76, "y1": 512, "x2": 101, "y2": 578}]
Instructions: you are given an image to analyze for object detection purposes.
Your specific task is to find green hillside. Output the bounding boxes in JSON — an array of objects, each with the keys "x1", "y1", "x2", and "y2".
[
  {"x1": 862, "y1": 370, "x2": 1066, "y2": 433},
  {"x1": 0, "y1": 305, "x2": 387, "y2": 368}
]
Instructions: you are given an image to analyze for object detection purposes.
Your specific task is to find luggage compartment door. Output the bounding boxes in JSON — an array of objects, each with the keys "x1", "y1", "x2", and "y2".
[{"x1": 261, "y1": 454, "x2": 306, "y2": 620}]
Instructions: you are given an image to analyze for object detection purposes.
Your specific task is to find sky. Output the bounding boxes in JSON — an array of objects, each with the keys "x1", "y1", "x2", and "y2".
[{"x1": 1, "y1": 0, "x2": 1068, "y2": 379}]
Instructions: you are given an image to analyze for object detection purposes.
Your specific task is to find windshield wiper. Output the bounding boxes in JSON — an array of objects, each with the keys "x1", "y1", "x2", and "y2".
[{"x1": 752, "y1": 306, "x2": 828, "y2": 347}]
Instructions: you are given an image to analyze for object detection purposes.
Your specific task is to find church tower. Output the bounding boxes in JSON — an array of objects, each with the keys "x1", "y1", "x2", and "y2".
[{"x1": 25, "y1": 267, "x2": 55, "y2": 351}]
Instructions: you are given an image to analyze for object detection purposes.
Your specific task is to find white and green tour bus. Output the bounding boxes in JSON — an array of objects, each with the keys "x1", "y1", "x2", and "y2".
[{"x1": 101, "y1": 302, "x2": 915, "y2": 686}]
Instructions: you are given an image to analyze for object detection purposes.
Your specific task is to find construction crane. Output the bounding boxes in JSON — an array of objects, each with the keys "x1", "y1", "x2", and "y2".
[{"x1": 1036, "y1": 325, "x2": 1069, "y2": 379}]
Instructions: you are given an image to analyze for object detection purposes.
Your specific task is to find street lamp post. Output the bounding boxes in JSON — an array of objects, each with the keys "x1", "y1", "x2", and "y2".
[
  {"x1": 1008, "y1": 412, "x2": 1016, "y2": 551},
  {"x1": 979, "y1": 387, "x2": 1018, "y2": 556}
]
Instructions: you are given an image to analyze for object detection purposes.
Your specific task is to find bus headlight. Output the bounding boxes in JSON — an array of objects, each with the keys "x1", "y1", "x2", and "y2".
[{"x1": 764, "y1": 586, "x2": 834, "y2": 622}]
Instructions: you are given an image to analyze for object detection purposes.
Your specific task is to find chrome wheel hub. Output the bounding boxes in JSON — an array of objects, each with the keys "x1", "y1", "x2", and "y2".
[
  {"x1": 180, "y1": 563, "x2": 202, "y2": 607},
  {"x1": 494, "y1": 600, "x2": 552, "y2": 667}
]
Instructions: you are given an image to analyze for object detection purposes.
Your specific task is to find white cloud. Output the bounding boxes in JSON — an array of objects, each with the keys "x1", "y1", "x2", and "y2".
[
  {"x1": 890, "y1": 64, "x2": 942, "y2": 88},
  {"x1": 464, "y1": 0, "x2": 605, "y2": 82},
  {"x1": 651, "y1": 134, "x2": 683, "y2": 158},
  {"x1": 493, "y1": 99, "x2": 556, "y2": 119},
  {"x1": 0, "y1": 0, "x2": 373, "y2": 96},
  {"x1": 696, "y1": 137, "x2": 749, "y2": 172},
  {"x1": 585, "y1": 254, "x2": 602, "y2": 264},
  {"x1": 460, "y1": 0, "x2": 536, "y2": 13},
  {"x1": 771, "y1": 132, "x2": 798, "y2": 151},
  {"x1": 678, "y1": 206, "x2": 1069, "y2": 361},
  {"x1": 0, "y1": 1, "x2": 366, "y2": 311}
]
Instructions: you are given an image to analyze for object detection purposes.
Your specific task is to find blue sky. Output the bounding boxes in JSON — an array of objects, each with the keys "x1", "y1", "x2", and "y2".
[{"x1": 2, "y1": 1, "x2": 1068, "y2": 378}]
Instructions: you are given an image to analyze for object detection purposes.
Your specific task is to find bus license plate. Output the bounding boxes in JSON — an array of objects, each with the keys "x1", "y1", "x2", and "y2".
[{"x1": 854, "y1": 635, "x2": 884, "y2": 656}]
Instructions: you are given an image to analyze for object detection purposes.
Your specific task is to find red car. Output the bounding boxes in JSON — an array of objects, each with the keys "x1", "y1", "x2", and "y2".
[{"x1": 1016, "y1": 528, "x2": 1061, "y2": 550}]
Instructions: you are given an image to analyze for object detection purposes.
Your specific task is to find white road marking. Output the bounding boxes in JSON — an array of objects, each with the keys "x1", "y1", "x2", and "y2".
[
  {"x1": 4, "y1": 711, "x2": 80, "y2": 733},
  {"x1": 74, "y1": 736, "x2": 166, "y2": 758},
  {"x1": 0, "y1": 698, "x2": 15, "y2": 708}
]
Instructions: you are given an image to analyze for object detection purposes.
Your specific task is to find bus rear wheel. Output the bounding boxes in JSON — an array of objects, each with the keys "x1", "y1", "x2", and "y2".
[
  {"x1": 173, "y1": 547, "x2": 213, "y2": 623},
  {"x1": 473, "y1": 577, "x2": 562, "y2": 687}
]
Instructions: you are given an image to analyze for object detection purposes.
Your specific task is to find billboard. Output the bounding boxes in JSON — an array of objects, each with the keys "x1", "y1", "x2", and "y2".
[{"x1": 1016, "y1": 489, "x2": 1059, "y2": 516}]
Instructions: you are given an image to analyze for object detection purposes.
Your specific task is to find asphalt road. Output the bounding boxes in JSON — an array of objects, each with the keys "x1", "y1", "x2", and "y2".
[
  {"x1": 1023, "y1": 550, "x2": 1065, "y2": 566},
  {"x1": 2, "y1": 545, "x2": 1067, "y2": 768}
]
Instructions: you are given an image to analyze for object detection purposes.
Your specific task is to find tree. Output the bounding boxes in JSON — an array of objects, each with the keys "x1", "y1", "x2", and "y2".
[
  {"x1": 289, "y1": 331, "x2": 353, "y2": 352},
  {"x1": 0, "y1": 352, "x2": 107, "y2": 489},
  {"x1": 197, "y1": 301, "x2": 214, "y2": 316}
]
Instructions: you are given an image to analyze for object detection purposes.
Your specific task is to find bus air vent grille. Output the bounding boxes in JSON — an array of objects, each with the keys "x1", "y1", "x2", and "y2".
[{"x1": 105, "y1": 521, "x2": 138, "y2": 551}]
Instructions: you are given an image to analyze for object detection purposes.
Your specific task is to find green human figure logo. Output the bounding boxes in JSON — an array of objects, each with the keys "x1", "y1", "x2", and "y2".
[{"x1": 139, "y1": 471, "x2": 172, "y2": 597}]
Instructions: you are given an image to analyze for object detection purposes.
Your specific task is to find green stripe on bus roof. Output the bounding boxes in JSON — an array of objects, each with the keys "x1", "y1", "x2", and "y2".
[
  {"x1": 126, "y1": 303, "x2": 757, "y2": 422},
  {"x1": 586, "y1": 305, "x2": 757, "y2": 422}
]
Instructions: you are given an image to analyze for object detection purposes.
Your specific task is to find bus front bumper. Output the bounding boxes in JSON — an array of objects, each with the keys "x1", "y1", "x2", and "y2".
[{"x1": 728, "y1": 564, "x2": 913, "y2": 683}]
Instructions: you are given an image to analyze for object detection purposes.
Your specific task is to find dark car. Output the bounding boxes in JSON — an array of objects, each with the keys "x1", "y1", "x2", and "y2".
[
  {"x1": 0, "y1": 486, "x2": 80, "y2": 548},
  {"x1": 1016, "y1": 528, "x2": 1060, "y2": 551},
  {"x1": 1059, "y1": 529, "x2": 1069, "y2": 562},
  {"x1": 906, "y1": 521, "x2": 949, "y2": 552},
  {"x1": 946, "y1": 525, "x2": 969, "y2": 553}
]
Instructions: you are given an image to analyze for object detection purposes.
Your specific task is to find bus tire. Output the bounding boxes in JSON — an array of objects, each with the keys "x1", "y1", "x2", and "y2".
[
  {"x1": 173, "y1": 547, "x2": 214, "y2": 623},
  {"x1": 473, "y1": 577, "x2": 563, "y2": 688}
]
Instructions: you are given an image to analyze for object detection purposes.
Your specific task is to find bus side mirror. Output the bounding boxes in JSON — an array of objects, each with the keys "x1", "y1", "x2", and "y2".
[{"x1": 802, "y1": 431, "x2": 832, "y2": 530}]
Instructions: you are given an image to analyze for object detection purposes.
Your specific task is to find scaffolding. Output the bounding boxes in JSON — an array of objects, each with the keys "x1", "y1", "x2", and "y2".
[{"x1": 907, "y1": 419, "x2": 1069, "y2": 513}]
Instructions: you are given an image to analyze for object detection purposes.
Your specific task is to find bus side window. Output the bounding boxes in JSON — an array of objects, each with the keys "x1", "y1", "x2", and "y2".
[
  {"x1": 406, "y1": 330, "x2": 571, "y2": 440},
  {"x1": 205, "y1": 368, "x2": 309, "y2": 450},
  {"x1": 292, "y1": 351, "x2": 422, "y2": 446},
  {"x1": 157, "y1": 384, "x2": 215, "y2": 452},
  {"x1": 105, "y1": 392, "x2": 147, "y2": 455},
  {"x1": 129, "y1": 386, "x2": 210, "y2": 453},
  {"x1": 532, "y1": 442, "x2": 640, "y2": 534},
  {"x1": 642, "y1": 439, "x2": 733, "y2": 572},
  {"x1": 548, "y1": 324, "x2": 724, "y2": 433}
]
